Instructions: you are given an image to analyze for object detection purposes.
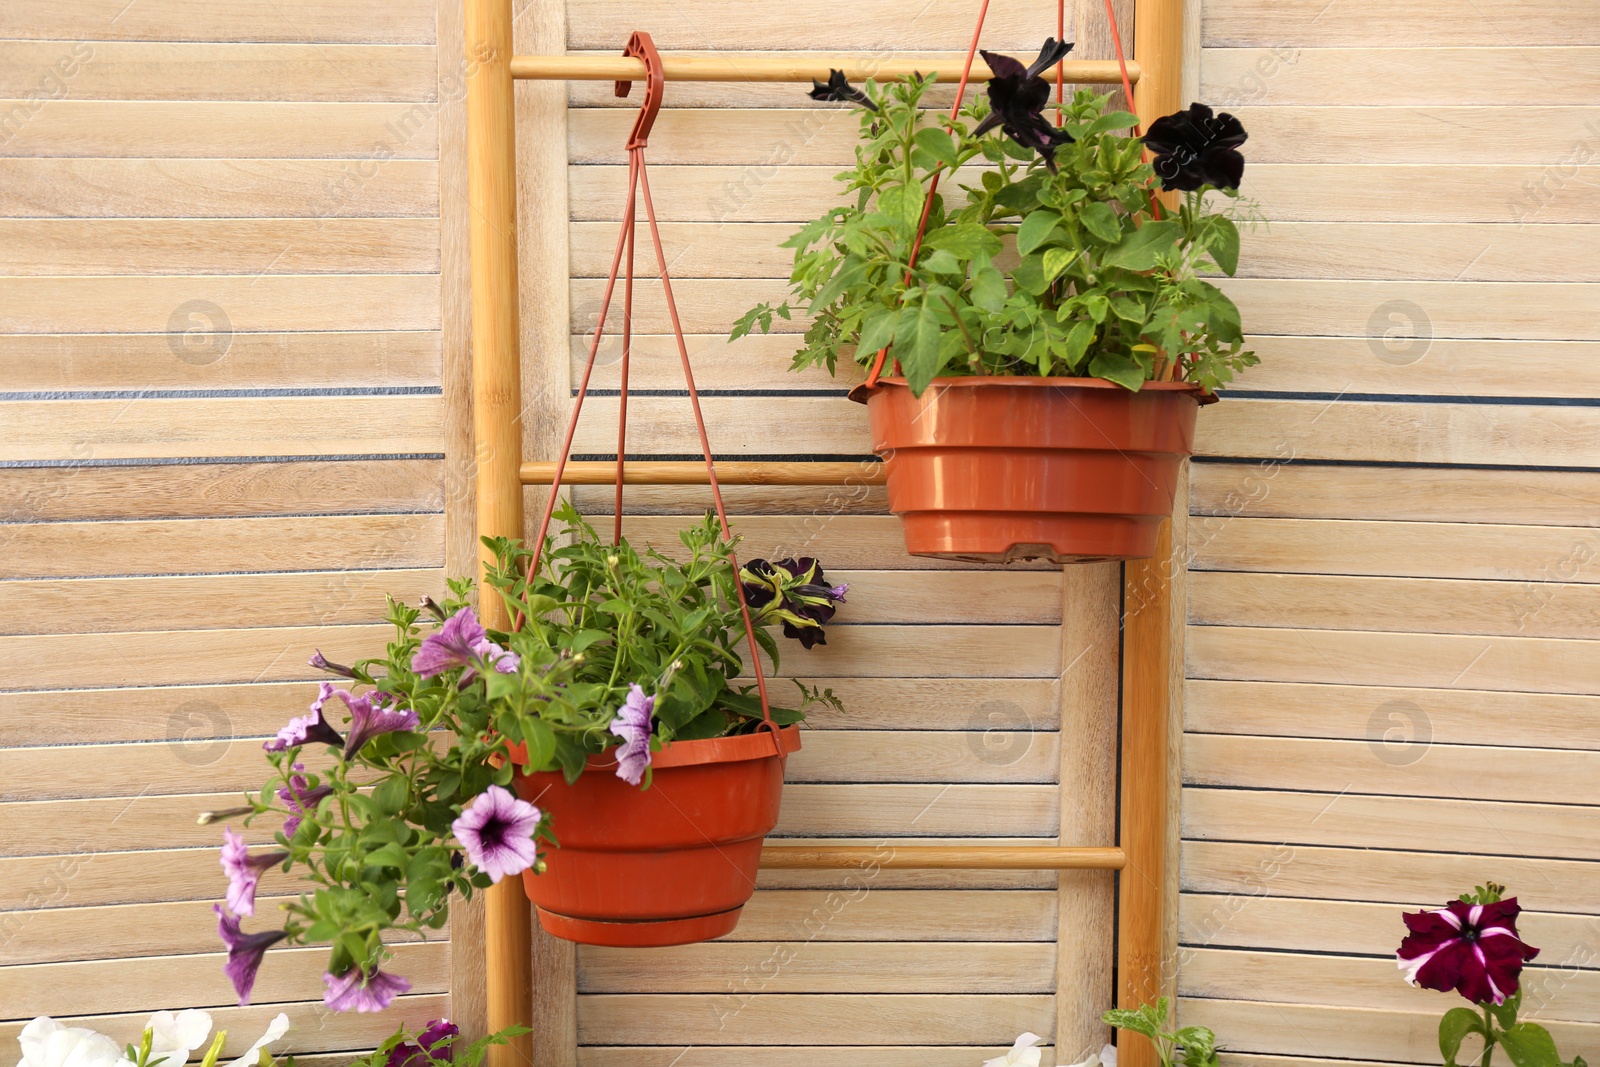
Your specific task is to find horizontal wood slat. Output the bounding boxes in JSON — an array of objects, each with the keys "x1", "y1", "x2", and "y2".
[
  {"x1": 0, "y1": 0, "x2": 438, "y2": 43},
  {"x1": 1200, "y1": 0, "x2": 1599, "y2": 47}
]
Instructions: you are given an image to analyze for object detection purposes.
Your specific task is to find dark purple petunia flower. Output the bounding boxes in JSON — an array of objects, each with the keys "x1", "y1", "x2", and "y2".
[
  {"x1": 278, "y1": 765, "x2": 333, "y2": 837},
  {"x1": 323, "y1": 965, "x2": 412, "y2": 1013},
  {"x1": 411, "y1": 607, "x2": 520, "y2": 680},
  {"x1": 337, "y1": 689, "x2": 421, "y2": 759},
  {"x1": 1142, "y1": 102, "x2": 1248, "y2": 191},
  {"x1": 1397, "y1": 897, "x2": 1539, "y2": 1006},
  {"x1": 215, "y1": 904, "x2": 287, "y2": 1006},
  {"x1": 220, "y1": 827, "x2": 289, "y2": 917},
  {"x1": 742, "y1": 557, "x2": 848, "y2": 650},
  {"x1": 973, "y1": 39, "x2": 1075, "y2": 169},
  {"x1": 451, "y1": 784, "x2": 542, "y2": 882},
  {"x1": 386, "y1": 1019, "x2": 460, "y2": 1067},
  {"x1": 808, "y1": 69, "x2": 877, "y2": 111},
  {"x1": 608, "y1": 685, "x2": 655, "y2": 786},
  {"x1": 264, "y1": 683, "x2": 345, "y2": 752}
]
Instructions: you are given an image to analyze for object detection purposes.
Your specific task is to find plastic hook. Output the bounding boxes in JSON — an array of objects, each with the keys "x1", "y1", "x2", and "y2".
[{"x1": 613, "y1": 30, "x2": 664, "y2": 149}]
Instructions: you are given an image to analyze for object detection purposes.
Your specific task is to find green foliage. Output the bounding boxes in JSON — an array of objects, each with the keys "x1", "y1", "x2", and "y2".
[
  {"x1": 345, "y1": 1025, "x2": 532, "y2": 1067},
  {"x1": 730, "y1": 76, "x2": 1258, "y2": 395},
  {"x1": 239, "y1": 507, "x2": 841, "y2": 981},
  {"x1": 1438, "y1": 988, "x2": 1585, "y2": 1067},
  {"x1": 1104, "y1": 999, "x2": 1220, "y2": 1067}
]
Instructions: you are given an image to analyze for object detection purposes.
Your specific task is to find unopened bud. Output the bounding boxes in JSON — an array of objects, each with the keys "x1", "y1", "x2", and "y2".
[{"x1": 197, "y1": 805, "x2": 254, "y2": 825}]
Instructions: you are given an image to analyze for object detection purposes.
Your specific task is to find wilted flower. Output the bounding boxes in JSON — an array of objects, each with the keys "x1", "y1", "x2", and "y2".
[
  {"x1": 386, "y1": 1019, "x2": 459, "y2": 1067},
  {"x1": 220, "y1": 827, "x2": 288, "y2": 917},
  {"x1": 1143, "y1": 102, "x2": 1248, "y2": 191},
  {"x1": 609, "y1": 684, "x2": 655, "y2": 786},
  {"x1": 278, "y1": 766, "x2": 333, "y2": 837},
  {"x1": 323, "y1": 965, "x2": 411, "y2": 1013},
  {"x1": 982, "y1": 1033, "x2": 1047, "y2": 1067},
  {"x1": 808, "y1": 69, "x2": 877, "y2": 111},
  {"x1": 263, "y1": 682, "x2": 345, "y2": 752},
  {"x1": 411, "y1": 607, "x2": 519, "y2": 680},
  {"x1": 337, "y1": 689, "x2": 421, "y2": 759},
  {"x1": 451, "y1": 785, "x2": 542, "y2": 883},
  {"x1": 1397, "y1": 895, "x2": 1539, "y2": 1005},
  {"x1": 215, "y1": 904, "x2": 287, "y2": 1006},
  {"x1": 973, "y1": 40, "x2": 1075, "y2": 168},
  {"x1": 741, "y1": 557, "x2": 847, "y2": 649}
]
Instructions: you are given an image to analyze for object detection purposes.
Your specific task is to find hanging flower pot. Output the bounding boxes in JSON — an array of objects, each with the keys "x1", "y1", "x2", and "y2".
[
  {"x1": 861, "y1": 376, "x2": 1215, "y2": 563},
  {"x1": 509, "y1": 725, "x2": 801, "y2": 946}
]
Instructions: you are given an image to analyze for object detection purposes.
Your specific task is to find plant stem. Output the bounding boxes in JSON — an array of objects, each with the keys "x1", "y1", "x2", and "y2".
[{"x1": 1480, "y1": 1005, "x2": 1497, "y2": 1067}]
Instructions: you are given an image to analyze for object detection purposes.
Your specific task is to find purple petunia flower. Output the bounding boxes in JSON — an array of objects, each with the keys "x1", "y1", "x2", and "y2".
[
  {"x1": 451, "y1": 785, "x2": 541, "y2": 883},
  {"x1": 323, "y1": 965, "x2": 411, "y2": 1013},
  {"x1": 220, "y1": 828, "x2": 288, "y2": 918},
  {"x1": 337, "y1": 689, "x2": 420, "y2": 759},
  {"x1": 264, "y1": 683, "x2": 345, "y2": 752},
  {"x1": 411, "y1": 607, "x2": 520, "y2": 680},
  {"x1": 278, "y1": 765, "x2": 333, "y2": 837},
  {"x1": 1397, "y1": 896, "x2": 1540, "y2": 1006},
  {"x1": 386, "y1": 1019, "x2": 460, "y2": 1067},
  {"x1": 215, "y1": 904, "x2": 286, "y2": 1006},
  {"x1": 309, "y1": 650, "x2": 358, "y2": 678},
  {"x1": 609, "y1": 684, "x2": 655, "y2": 786}
]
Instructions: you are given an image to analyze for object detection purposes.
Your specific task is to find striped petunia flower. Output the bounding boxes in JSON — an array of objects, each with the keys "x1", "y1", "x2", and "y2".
[{"x1": 1397, "y1": 896, "x2": 1540, "y2": 1005}]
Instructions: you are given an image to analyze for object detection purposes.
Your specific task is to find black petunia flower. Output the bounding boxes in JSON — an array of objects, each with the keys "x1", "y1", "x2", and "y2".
[
  {"x1": 741, "y1": 557, "x2": 849, "y2": 650},
  {"x1": 808, "y1": 69, "x2": 877, "y2": 111},
  {"x1": 972, "y1": 39, "x2": 1075, "y2": 169},
  {"x1": 1142, "y1": 102, "x2": 1248, "y2": 191}
]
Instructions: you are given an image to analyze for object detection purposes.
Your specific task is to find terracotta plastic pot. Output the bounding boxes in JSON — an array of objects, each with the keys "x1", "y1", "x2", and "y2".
[
  {"x1": 859, "y1": 376, "x2": 1213, "y2": 563},
  {"x1": 509, "y1": 725, "x2": 800, "y2": 947}
]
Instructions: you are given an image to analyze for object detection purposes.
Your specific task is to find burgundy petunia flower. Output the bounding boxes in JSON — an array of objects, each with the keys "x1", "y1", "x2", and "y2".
[
  {"x1": 220, "y1": 828, "x2": 289, "y2": 917},
  {"x1": 278, "y1": 765, "x2": 333, "y2": 837},
  {"x1": 264, "y1": 683, "x2": 345, "y2": 752},
  {"x1": 386, "y1": 1019, "x2": 460, "y2": 1067},
  {"x1": 411, "y1": 607, "x2": 520, "y2": 680},
  {"x1": 808, "y1": 69, "x2": 877, "y2": 111},
  {"x1": 1397, "y1": 897, "x2": 1540, "y2": 1006},
  {"x1": 215, "y1": 904, "x2": 286, "y2": 1006},
  {"x1": 451, "y1": 785, "x2": 542, "y2": 882},
  {"x1": 973, "y1": 39, "x2": 1075, "y2": 169},
  {"x1": 323, "y1": 965, "x2": 411, "y2": 1013},
  {"x1": 609, "y1": 684, "x2": 655, "y2": 786},
  {"x1": 1143, "y1": 102, "x2": 1248, "y2": 192},
  {"x1": 336, "y1": 689, "x2": 421, "y2": 759}
]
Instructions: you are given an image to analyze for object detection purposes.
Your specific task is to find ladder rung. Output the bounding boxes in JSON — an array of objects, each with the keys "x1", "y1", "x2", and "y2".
[
  {"x1": 520, "y1": 460, "x2": 885, "y2": 487},
  {"x1": 510, "y1": 54, "x2": 1142, "y2": 86},
  {"x1": 759, "y1": 845, "x2": 1125, "y2": 870}
]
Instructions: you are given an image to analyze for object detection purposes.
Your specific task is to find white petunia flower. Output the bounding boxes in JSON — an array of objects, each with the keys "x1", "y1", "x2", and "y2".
[
  {"x1": 983, "y1": 1033, "x2": 1046, "y2": 1067},
  {"x1": 224, "y1": 1013, "x2": 291, "y2": 1067},
  {"x1": 18, "y1": 1018, "x2": 126, "y2": 1067},
  {"x1": 145, "y1": 1010, "x2": 214, "y2": 1067},
  {"x1": 1059, "y1": 1044, "x2": 1118, "y2": 1067}
]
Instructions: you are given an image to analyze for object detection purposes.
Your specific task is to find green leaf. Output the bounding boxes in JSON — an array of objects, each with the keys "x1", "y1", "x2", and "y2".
[
  {"x1": 894, "y1": 299, "x2": 943, "y2": 396},
  {"x1": 371, "y1": 776, "x2": 408, "y2": 817},
  {"x1": 877, "y1": 185, "x2": 925, "y2": 230},
  {"x1": 1439, "y1": 1007, "x2": 1488, "y2": 1066},
  {"x1": 1012, "y1": 253, "x2": 1049, "y2": 296},
  {"x1": 365, "y1": 842, "x2": 410, "y2": 870},
  {"x1": 1042, "y1": 246, "x2": 1079, "y2": 283},
  {"x1": 913, "y1": 127, "x2": 960, "y2": 170},
  {"x1": 1500, "y1": 1024, "x2": 1564, "y2": 1067},
  {"x1": 971, "y1": 266, "x2": 1008, "y2": 312},
  {"x1": 1208, "y1": 215, "x2": 1241, "y2": 276},
  {"x1": 924, "y1": 222, "x2": 1002, "y2": 259},
  {"x1": 1080, "y1": 201, "x2": 1123, "y2": 244},
  {"x1": 1110, "y1": 295, "x2": 1148, "y2": 324},
  {"x1": 1090, "y1": 350, "x2": 1146, "y2": 391},
  {"x1": 1489, "y1": 989, "x2": 1522, "y2": 1031},
  {"x1": 1063, "y1": 320, "x2": 1095, "y2": 369},
  {"x1": 1016, "y1": 210, "x2": 1062, "y2": 256},
  {"x1": 807, "y1": 255, "x2": 868, "y2": 313},
  {"x1": 1101, "y1": 219, "x2": 1184, "y2": 271},
  {"x1": 855, "y1": 307, "x2": 900, "y2": 362},
  {"x1": 1086, "y1": 110, "x2": 1141, "y2": 136},
  {"x1": 923, "y1": 248, "x2": 963, "y2": 275}
]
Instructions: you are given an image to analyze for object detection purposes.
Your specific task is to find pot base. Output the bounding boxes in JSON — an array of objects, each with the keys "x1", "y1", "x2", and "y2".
[
  {"x1": 535, "y1": 905, "x2": 745, "y2": 947},
  {"x1": 898, "y1": 510, "x2": 1162, "y2": 564}
]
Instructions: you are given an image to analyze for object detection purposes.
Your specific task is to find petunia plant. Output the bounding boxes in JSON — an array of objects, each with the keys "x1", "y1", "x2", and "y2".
[
  {"x1": 206, "y1": 505, "x2": 844, "y2": 1013},
  {"x1": 1399, "y1": 883, "x2": 1585, "y2": 1067},
  {"x1": 731, "y1": 48, "x2": 1257, "y2": 395}
]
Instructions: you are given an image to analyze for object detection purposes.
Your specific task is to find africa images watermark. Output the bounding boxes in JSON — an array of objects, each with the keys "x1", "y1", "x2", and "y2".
[{"x1": 0, "y1": 44, "x2": 95, "y2": 148}]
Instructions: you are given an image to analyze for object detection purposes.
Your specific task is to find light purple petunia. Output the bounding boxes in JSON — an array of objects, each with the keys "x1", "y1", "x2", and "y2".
[
  {"x1": 215, "y1": 904, "x2": 286, "y2": 1006},
  {"x1": 278, "y1": 765, "x2": 333, "y2": 837},
  {"x1": 323, "y1": 965, "x2": 412, "y2": 1013},
  {"x1": 830, "y1": 582, "x2": 850, "y2": 601},
  {"x1": 337, "y1": 689, "x2": 421, "y2": 759},
  {"x1": 451, "y1": 785, "x2": 541, "y2": 883},
  {"x1": 608, "y1": 684, "x2": 655, "y2": 786},
  {"x1": 264, "y1": 682, "x2": 345, "y2": 752},
  {"x1": 411, "y1": 607, "x2": 520, "y2": 680},
  {"x1": 220, "y1": 828, "x2": 288, "y2": 917}
]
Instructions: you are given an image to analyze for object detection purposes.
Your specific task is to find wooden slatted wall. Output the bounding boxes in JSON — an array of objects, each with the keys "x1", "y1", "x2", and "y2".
[
  {"x1": 0, "y1": 0, "x2": 472, "y2": 1057},
  {"x1": 1180, "y1": 2, "x2": 1600, "y2": 1064}
]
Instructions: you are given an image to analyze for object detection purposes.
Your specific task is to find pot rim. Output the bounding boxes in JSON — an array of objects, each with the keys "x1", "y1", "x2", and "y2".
[
  {"x1": 510, "y1": 722, "x2": 801, "y2": 775},
  {"x1": 849, "y1": 375, "x2": 1219, "y2": 405}
]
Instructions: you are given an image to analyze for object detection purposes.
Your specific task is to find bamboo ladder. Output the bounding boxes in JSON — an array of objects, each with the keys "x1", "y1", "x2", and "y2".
[{"x1": 463, "y1": 1, "x2": 1186, "y2": 1063}]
